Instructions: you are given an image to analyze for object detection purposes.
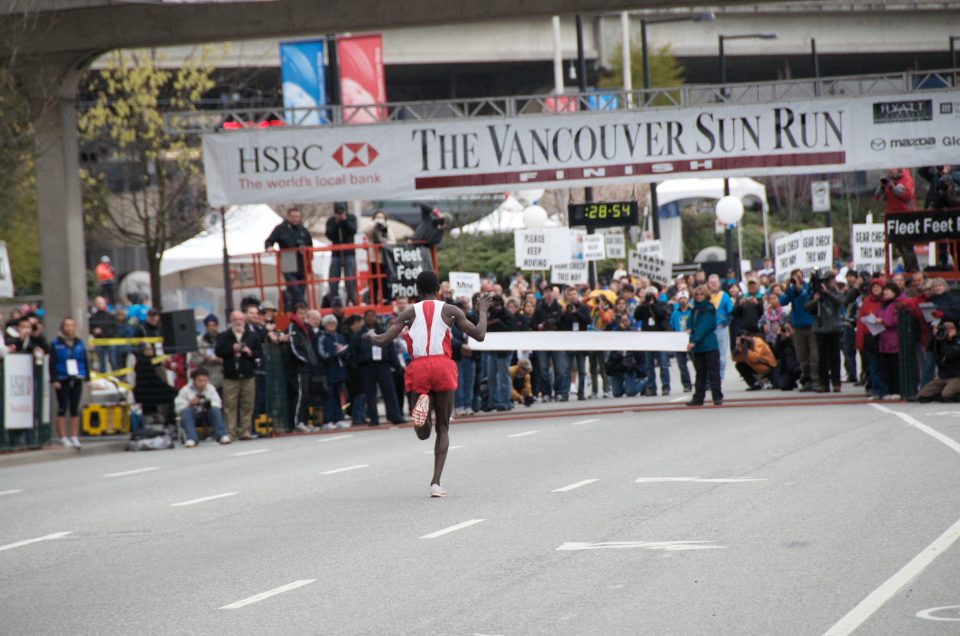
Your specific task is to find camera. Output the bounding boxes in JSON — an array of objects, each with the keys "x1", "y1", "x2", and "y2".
[
  {"x1": 194, "y1": 396, "x2": 211, "y2": 414},
  {"x1": 809, "y1": 270, "x2": 827, "y2": 293}
]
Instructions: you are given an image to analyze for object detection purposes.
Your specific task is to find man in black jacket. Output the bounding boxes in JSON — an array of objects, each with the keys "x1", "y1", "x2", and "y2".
[
  {"x1": 634, "y1": 287, "x2": 672, "y2": 396},
  {"x1": 325, "y1": 202, "x2": 358, "y2": 305},
  {"x1": 89, "y1": 295, "x2": 119, "y2": 371},
  {"x1": 265, "y1": 207, "x2": 313, "y2": 309},
  {"x1": 804, "y1": 274, "x2": 844, "y2": 392},
  {"x1": 916, "y1": 319, "x2": 960, "y2": 402},
  {"x1": 215, "y1": 310, "x2": 262, "y2": 440},
  {"x1": 286, "y1": 303, "x2": 318, "y2": 432},
  {"x1": 560, "y1": 286, "x2": 592, "y2": 400},
  {"x1": 353, "y1": 310, "x2": 406, "y2": 426},
  {"x1": 532, "y1": 286, "x2": 567, "y2": 401}
]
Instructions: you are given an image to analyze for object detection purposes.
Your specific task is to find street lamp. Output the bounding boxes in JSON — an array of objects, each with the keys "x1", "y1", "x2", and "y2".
[
  {"x1": 717, "y1": 32, "x2": 778, "y2": 273},
  {"x1": 715, "y1": 196, "x2": 744, "y2": 274},
  {"x1": 635, "y1": 10, "x2": 715, "y2": 241}
]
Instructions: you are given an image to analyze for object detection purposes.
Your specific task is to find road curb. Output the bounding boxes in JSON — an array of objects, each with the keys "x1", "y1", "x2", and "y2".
[{"x1": 0, "y1": 438, "x2": 129, "y2": 468}]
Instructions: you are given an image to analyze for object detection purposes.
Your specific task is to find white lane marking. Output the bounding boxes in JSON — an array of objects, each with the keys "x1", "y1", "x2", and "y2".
[
  {"x1": 557, "y1": 540, "x2": 726, "y2": 552},
  {"x1": 0, "y1": 489, "x2": 23, "y2": 497},
  {"x1": 670, "y1": 395, "x2": 689, "y2": 403},
  {"x1": 319, "y1": 464, "x2": 369, "y2": 475},
  {"x1": 635, "y1": 477, "x2": 766, "y2": 484},
  {"x1": 104, "y1": 466, "x2": 159, "y2": 478},
  {"x1": 170, "y1": 492, "x2": 238, "y2": 507},
  {"x1": 870, "y1": 404, "x2": 960, "y2": 456},
  {"x1": 508, "y1": 430, "x2": 540, "y2": 438},
  {"x1": 822, "y1": 515, "x2": 960, "y2": 635},
  {"x1": 419, "y1": 519, "x2": 485, "y2": 539},
  {"x1": 0, "y1": 531, "x2": 72, "y2": 553},
  {"x1": 571, "y1": 418, "x2": 598, "y2": 426},
  {"x1": 552, "y1": 479, "x2": 599, "y2": 493},
  {"x1": 925, "y1": 411, "x2": 960, "y2": 417},
  {"x1": 424, "y1": 445, "x2": 463, "y2": 455},
  {"x1": 916, "y1": 605, "x2": 960, "y2": 622},
  {"x1": 219, "y1": 579, "x2": 317, "y2": 610},
  {"x1": 317, "y1": 434, "x2": 353, "y2": 443},
  {"x1": 233, "y1": 449, "x2": 269, "y2": 457}
]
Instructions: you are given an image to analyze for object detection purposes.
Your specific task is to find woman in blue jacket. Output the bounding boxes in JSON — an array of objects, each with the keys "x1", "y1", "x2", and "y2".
[
  {"x1": 318, "y1": 314, "x2": 350, "y2": 430},
  {"x1": 50, "y1": 318, "x2": 90, "y2": 448},
  {"x1": 687, "y1": 286, "x2": 723, "y2": 406}
]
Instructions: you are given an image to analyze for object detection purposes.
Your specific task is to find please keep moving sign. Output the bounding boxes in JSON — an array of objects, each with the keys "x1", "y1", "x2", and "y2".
[{"x1": 774, "y1": 228, "x2": 833, "y2": 281}]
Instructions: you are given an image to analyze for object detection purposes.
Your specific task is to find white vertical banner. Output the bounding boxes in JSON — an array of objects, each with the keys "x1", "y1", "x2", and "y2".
[
  {"x1": 3, "y1": 354, "x2": 34, "y2": 430},
  {"x1": 851, "y1": 223, "x2": 886, "y2": 272},
  {"x1": 583, "y1": 235, "x2": 606, "y2": 261},
  {"x1": 811, "y1": 180, "x2": 831, "y2": 212},
  {"x1": 448, "y1": 272, "x2": 481, "y2": 299},
  {"x1": 600, "y1": 229, "x2": 626, "y2": 258},
  {"x1": 569, "y1": 228, "x2": 586, "y2": 262}
]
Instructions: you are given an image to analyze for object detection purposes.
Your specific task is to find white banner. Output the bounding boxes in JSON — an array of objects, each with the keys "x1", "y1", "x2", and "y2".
[
  {"x1": 600, "y1": 229, "x2": 625, "y2": 258},
  {"x1": 774, "y1": 227, "x2": 834, "y2": 282},
  {"x1": 3, "y1": 354, "x2": 34, "y2": 430},
  {"x1": 448, "y1": 271, "x2": 481, "y2": 299},
  {"x1": 467, "y1": 330, "x2": 689, "y2": 352},
  {"x1": 203, "y1": 89, "x2": 960, "y2": 205},
  {"x1": 635, "y1": 240, "x2": 663, "y2": 259},
  {"x1": 514, "y1": 229, "x2": 548, "y2": 270},
  {"x1": 551, "y1": 261, "x2": 589, "y2": 286},
  {"x1": 851, "y1": 223, "x2": 886, "y2": 272},
  {"x1": 583, "y1": 235, "x2": 606, "y2": 261},
  {"x1": 628, "y1": 251, "x2": 671, "y2": 286}
]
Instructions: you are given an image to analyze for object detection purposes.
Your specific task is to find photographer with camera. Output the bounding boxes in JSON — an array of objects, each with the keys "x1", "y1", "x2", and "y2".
[
  {"x1": 919, "y1": 165, "x2": 960, "y2": 210},
  {"x1": 780, "y1": 269, "x2": 819, "y2": 391},
  {"x1": 634, "y1": 286, "x2": 672, "y2": 396},
  {"x1": 532, "y1": 286, "x2": 567, "y2": 401},
  {"x1": 875, "y1": 168, "x2": 918, "y2": 270},
  {"x1": 560, "y1": 286, "x2": 592, "y2": 401},
  {"x1": 732, "y1": 331, "x2": 777, "y2": 391},
  {"x1": 175, "y1": 368, "x2": 231, "y2": 447},
  {"x1": 410, "y1": 203, "x2": 447, "y2": 248},
  {"x1": 804, "y1": 271, "x2": 845, "y2": 392},
  {"x1": 325, "y1": 201, "x2": 359, "y2": 305},
  {"x1": 915, "y1": 319, "x2": 960, "y2": 402}
]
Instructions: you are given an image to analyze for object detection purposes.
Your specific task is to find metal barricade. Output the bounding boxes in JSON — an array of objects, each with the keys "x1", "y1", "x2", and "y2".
[{"x1": 898, "y1": 307, "x2": 920, "y2": 400}]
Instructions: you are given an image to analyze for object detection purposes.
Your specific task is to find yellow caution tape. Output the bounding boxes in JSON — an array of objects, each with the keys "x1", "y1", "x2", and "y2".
[
  {"x1": 91, "y1": 366, "x2": 134, "y2": 378},
  {"x1": 89, "y1": 337, "x2": 163, "y2": 346},
  {"x1": 89, "y1": 371, "x2": 133, "y2": 391},
  {"x1": 150, "y1": 354, "x2": 171, "y2": 365}
]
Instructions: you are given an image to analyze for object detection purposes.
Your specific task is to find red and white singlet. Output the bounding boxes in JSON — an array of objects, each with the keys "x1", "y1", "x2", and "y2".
[{"x1": 402, "y1": 299, "x2": 458, "y2": 394}]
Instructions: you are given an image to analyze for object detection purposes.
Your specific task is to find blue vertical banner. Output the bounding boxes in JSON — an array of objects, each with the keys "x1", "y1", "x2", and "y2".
[{"x1": 280, "y1": 39, "x2": 327, "y2": 125}]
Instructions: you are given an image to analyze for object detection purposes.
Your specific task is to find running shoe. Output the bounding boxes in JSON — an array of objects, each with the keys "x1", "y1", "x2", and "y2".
[
  {"x1": 430, "y1": 484, "x2": 447, "y2": 498},
  {"x1": 411, "y1": 394, "x2": 431, "y2": 429},
  {"x1": 70, "y1": 436, "x2": 82, "y2": 449}
]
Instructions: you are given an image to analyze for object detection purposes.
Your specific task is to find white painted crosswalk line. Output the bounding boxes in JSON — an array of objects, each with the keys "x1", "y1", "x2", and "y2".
[
  {"x1": 508, "y1": 430, "x2": 540, "y2": 438},
  {"x1": 420, "y1": 519, "x2": 485, "y2": 539},
  {"x1": 557, "y1": 540, "x2": 726, "y2": 552},
  {"x1": 104, "y1": 466, "x2": 159, "y2": 478},
  {"x1": 170, "y1": 492, "x2": 238, "y2": 507},
  {"x1": 552, "y1": 479, "x2": 598, "y2": 493},
  {"x1": 233, "y1": 449, "x2": 269, "y2": 457},
  {"x1": 219, "y1": 579, "x2": 317, "y2": 610},
  {"x1": 635, "y1": 477, "x2": 766, "y2": 484},
  {"x1": 319, "y1": 464, "x2": 369, "y2": 475},
  {"x1": 0, "y1": 531, "x2": 72, "y2": 553},
  {"x1": 570, "y1": 418, "x2": 598, "y2": 426},
  {"x1": 0, "y1": 489, "x2": 23, "y2": 497}
]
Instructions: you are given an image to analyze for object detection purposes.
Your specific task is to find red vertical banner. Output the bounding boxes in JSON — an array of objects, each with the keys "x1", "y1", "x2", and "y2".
[{"x1": 337, "y1": 34, "x2": 386, "y2": 124}]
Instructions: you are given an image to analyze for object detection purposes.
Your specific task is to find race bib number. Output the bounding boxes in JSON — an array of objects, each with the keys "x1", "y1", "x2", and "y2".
[
  {"x1": 66, "y1": 359, "x2": 79, "y2": 377},
  {"x1": 372, "y1": 346, "x2": 383, "y2": 361}
]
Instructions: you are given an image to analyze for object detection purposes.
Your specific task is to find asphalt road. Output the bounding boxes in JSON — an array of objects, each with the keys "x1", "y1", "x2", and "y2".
[{"x1": 2, "y1": 391, "x2": 960, "y2": 635}]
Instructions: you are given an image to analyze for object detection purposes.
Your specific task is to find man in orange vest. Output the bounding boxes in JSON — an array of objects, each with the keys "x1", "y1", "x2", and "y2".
[{"x1": 95, "y1": 256, "x2": 116, "y2": 304}]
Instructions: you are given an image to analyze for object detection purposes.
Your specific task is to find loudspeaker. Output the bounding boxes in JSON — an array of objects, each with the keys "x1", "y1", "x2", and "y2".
[{"x1": 160, "y1": 310, "x2": 198, "y2": 353}]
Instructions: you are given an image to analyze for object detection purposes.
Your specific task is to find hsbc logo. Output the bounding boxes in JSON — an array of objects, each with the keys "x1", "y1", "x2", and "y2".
[{"x1": 332, "y1": 143, "x2": 379, "y2": 168}]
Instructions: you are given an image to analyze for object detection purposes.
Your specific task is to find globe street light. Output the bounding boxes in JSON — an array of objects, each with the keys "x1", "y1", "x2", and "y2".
[
  {"x1": 715, "y1": 195, "x2": 744, "y2": 275},
  {"x1": 523, "y1": 205, "x2": 548, "y2": 229}
]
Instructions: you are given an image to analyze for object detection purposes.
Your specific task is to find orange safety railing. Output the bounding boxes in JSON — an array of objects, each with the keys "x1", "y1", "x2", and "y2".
[{"x1": 226, "y1": 240, "x2": 438, "y2": 319}]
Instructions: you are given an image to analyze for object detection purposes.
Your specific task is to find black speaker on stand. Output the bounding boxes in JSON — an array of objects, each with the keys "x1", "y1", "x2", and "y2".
[{"x1": 160, "y1": 310, "x2": 198, "y2": 353}]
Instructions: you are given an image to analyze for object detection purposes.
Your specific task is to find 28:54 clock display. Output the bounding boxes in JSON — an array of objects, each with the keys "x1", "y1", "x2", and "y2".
[{"x1": 567, "y1": 201, "x2": 638, "y2": 228}]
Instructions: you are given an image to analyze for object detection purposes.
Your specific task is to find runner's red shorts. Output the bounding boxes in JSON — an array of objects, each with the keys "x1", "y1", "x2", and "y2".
[{"x1": 405, "y1": 355, "x2": 458, "y2": 394}]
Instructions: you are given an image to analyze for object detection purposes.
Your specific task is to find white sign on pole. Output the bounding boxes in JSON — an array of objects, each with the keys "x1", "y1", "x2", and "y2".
[
  {"x1": 774, "y1": 227, "x2": 834, "y2": 282},
  {"x1": 600, "y1": 229, "x2": 625, "y2": 258},
  {"x1": 636, "y1": 240, "x2": 663, "y2": 259},
  {"x1": 3, "y1": 354, "x2": 34, "y2": 430},
  {"x1": 203, "y1": 89, "x2": 960, "y2": 205},
  {"x1": 550, "y1": 262, "x2": 589, "y2": 285},
  {"x1": 583, "y1": 235, "x2": 606, "y2": 261},
  {"x1": 811, "y1": 181, "x2": 831, "y2": 212},
  {"x1": 514, "y1": 229, "x2": 548, "y2": 270},
  {"x1": 851, "y1": 223, "x2": 886, "y2": 272},
  {"x1": 448, "y1": 272, "x2": 481, "y2": 299},
  {"x1": 628, "y1": 251, "x2": 671, "y2": 286},
  {"x1": 569, "y1": 228, "x2": 586, "y2": 262}
]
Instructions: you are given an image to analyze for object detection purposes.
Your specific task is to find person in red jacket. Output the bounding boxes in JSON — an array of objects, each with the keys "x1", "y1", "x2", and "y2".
[
  {"x1": 857, "y1": 278, "x2": 886, "y2": 398},
  {"x1": 875, "y1": 168, "x2": 918, "y2": 271}
]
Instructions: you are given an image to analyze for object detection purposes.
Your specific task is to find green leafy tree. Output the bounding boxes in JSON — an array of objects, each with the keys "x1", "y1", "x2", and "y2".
[
  {"x1": 78, "y1": 49, "x2": 215, "y2": 308},
  {"x1": 599, "y1": 42, "x2": 684, "y2": 104}
]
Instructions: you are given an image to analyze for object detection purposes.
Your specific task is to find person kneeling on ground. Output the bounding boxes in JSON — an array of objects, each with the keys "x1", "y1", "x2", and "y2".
[
  {"x1": 915, "y1": 319, "x2": 960, "y2": 402},
  {"x1": 175, "y1": 368, "x2": 231, "y2": 447},
  {"x1": 733, "y1": 332, "x2": 778, "y2": 391},
  {"x1": 509, "y1": 359, "x2": 535, "y2": 407}
]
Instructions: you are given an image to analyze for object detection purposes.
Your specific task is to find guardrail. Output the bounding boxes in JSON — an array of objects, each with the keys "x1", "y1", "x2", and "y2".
[{"x1": 164, "y1": 68, "x2": 960, "y2": 134}]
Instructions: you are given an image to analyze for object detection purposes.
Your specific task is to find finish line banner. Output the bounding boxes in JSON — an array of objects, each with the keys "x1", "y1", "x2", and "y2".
[{"x1": 203, "y1": 90, "x2": 960, "y2": 205}]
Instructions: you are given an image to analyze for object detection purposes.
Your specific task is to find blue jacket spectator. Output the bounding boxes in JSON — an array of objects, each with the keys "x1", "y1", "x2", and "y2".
[
  {"x1": 690, "y1": 298, "x2": 719, "y2": 353},
  {"x1": 781, "y1": 280, "x2": 814, "y2": 328}
]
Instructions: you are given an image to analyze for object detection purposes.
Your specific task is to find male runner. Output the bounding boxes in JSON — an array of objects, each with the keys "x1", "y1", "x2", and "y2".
[{"x1": 365, "y1": 271, "x2": 490, "y2": 497}]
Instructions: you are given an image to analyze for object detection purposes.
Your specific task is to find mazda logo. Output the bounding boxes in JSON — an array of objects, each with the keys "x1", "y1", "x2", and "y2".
[{"x1": 871, "y1": 138, "x2": 887, "y2": 151}]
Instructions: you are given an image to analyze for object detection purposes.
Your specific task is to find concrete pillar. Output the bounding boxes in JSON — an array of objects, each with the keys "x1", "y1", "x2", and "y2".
[{"x1": 25, "y1": 58, "x2": 92, "y2": 335}]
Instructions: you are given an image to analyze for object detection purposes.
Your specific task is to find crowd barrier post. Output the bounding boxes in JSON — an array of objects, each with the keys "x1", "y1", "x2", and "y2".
[{"x1": 898, "y1": 307, "x2": 920, "y2": 400}]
